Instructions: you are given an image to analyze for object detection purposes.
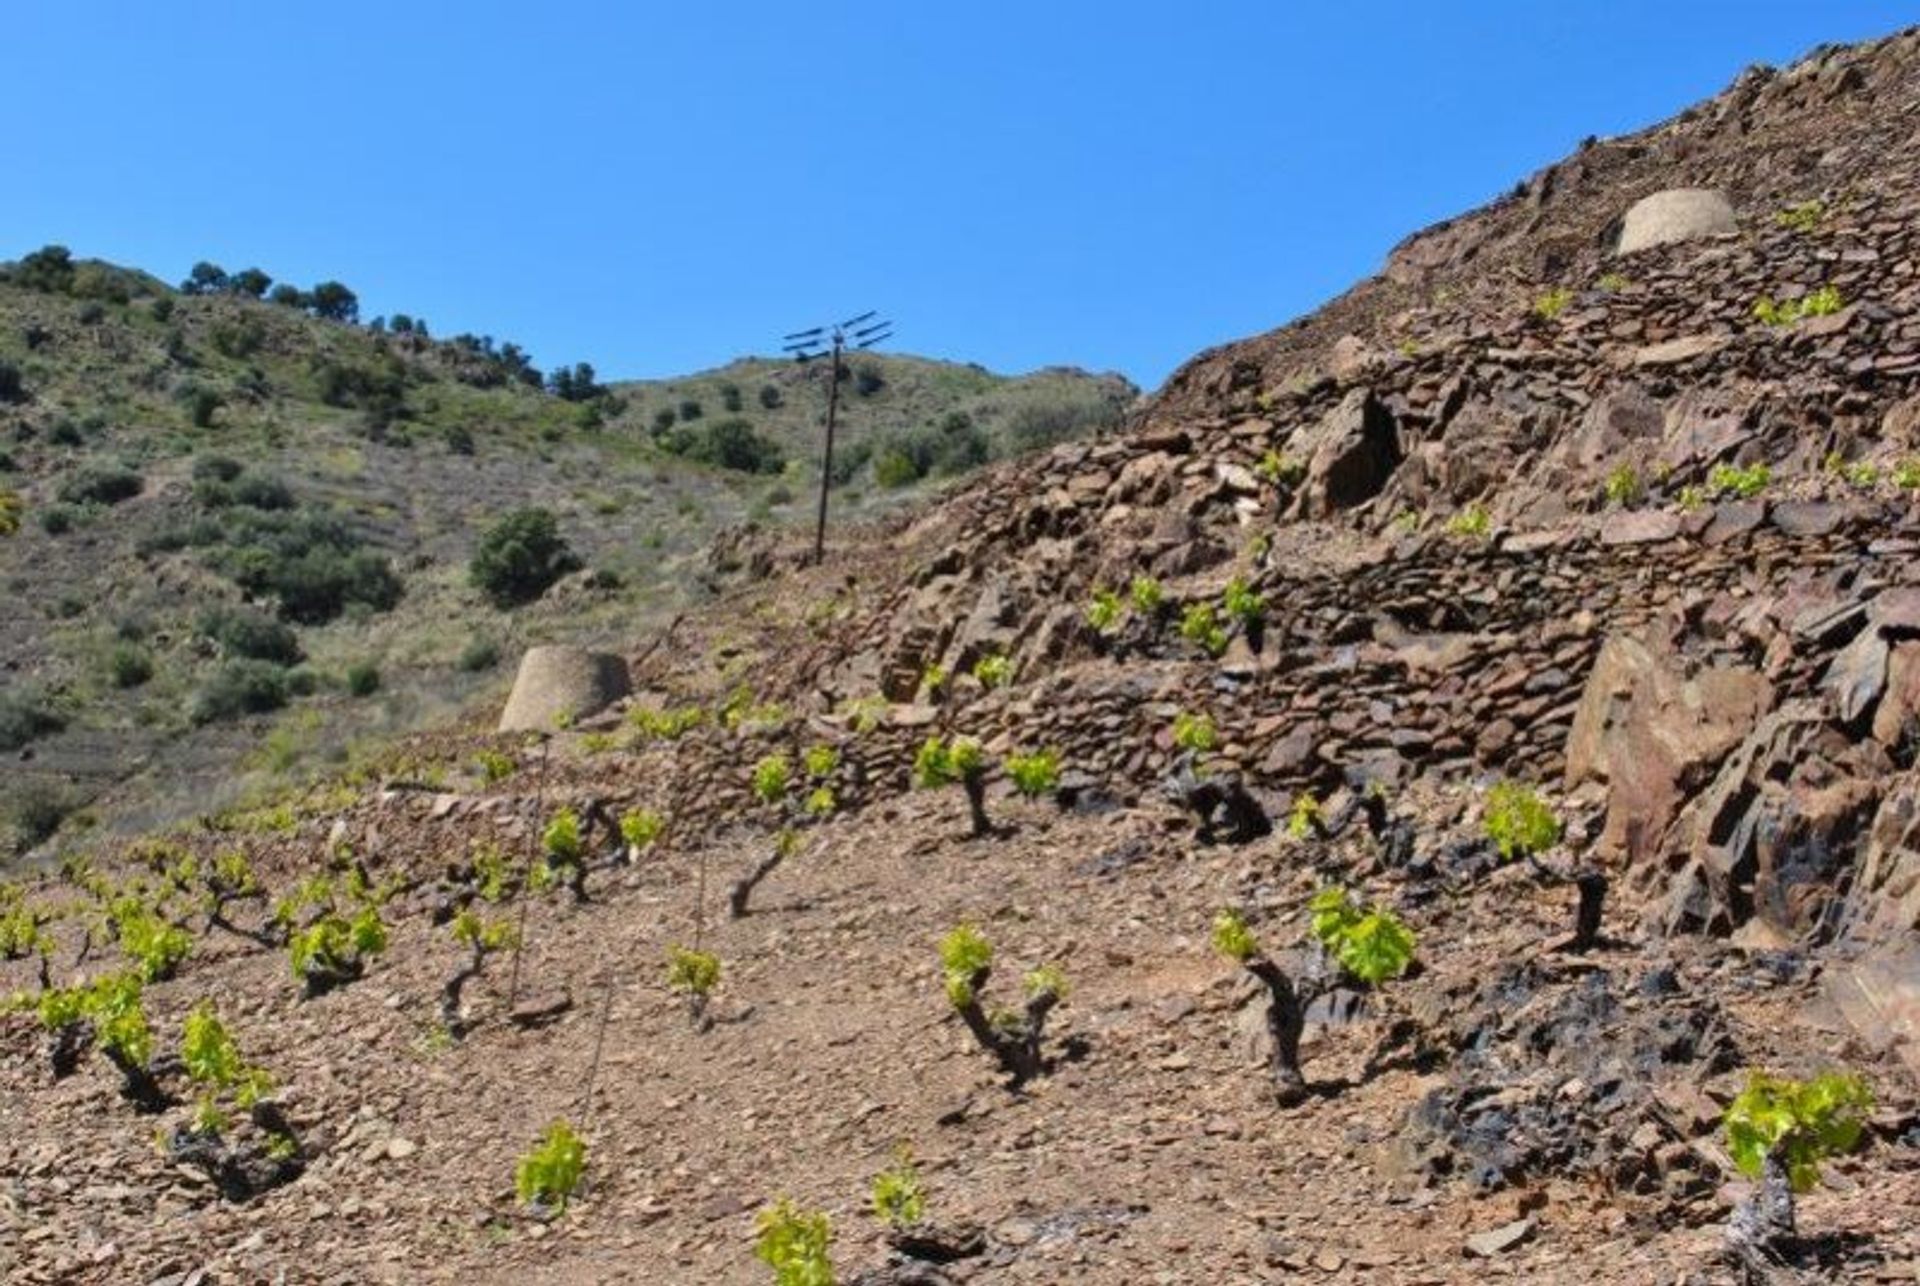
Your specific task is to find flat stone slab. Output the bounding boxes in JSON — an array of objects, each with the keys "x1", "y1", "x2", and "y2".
[
  {"x1": 1600, "y1": 509, "x2": 1683, "y2": 546},
  {"x1": 1627, "y1": 334, "x2": 1730, "y2": 368}
]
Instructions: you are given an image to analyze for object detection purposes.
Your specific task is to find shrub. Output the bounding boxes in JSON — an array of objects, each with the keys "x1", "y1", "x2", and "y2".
[
  {"x1": 1595, "y1": 272, "x2": 1631, "y2": 293},
  {"x1": 1086, "y1": 586, "x2": 1122, "y2": 633},
  {"x1": 1222, "y1": 577, "x2": 1264, "y2": 629},
  {"x1": 1003, "y1": 394, "x2": 1123, "y2": 453},
  {"x1": 0, "y1": 690, "x2": 65, "y2": 752},
  {"x1": 758, "y1": 384, "x2": 783, "y2": 409},
  {"x1": 192, "y1": 659, "x2": 290, "y2": 724},
  {"x1": 752, "y1": 753, "x2": 793, "y2": 805},
  {"x1": 470, "y1": 506, "x2": 581, "y2": 607},
  {"x1": 198, "y1": 606, "x2": 303, "y2": 665},
  {"x1": 915, "y1": 735, "x2": 990, "y2": 837},
  {"x1": 1255, "y1": 450, "x2": 1304, "y2": 486},
  {"x1": 1532, "y1": 287, "x2": 1573, "y2": 320},
  {"x1": 972, "y1": 652, "x2": 1012, "y2": 689},
  {"x1": 870, "y1": 1148, "x2": 925, "y2": 1228},
  {"x1": 1603, "y1": 463, "x2": 1643, "y2": 508},
  {"x1": 853, "y1": 363, "x2": 885, "y2": 397},
  {"x1": 1179, "y1": 602, "x2": 1227, "y2": 657},
  {"x1": 38, "y1": 505, "x2": 75, "y2": 535},
  {"x1": 1286, "y1": 792, "x2": 1323, "y2": 841},
  {"x1": 516, "y1": 1120, "x2": 587, "y2": 1213},
  {"x1": 1484, "y1": 781, "x2": 1561, "y2": 859},
  {"x1": 1751, "y1": 285, "x2": 1843, "y2": 326},
  {"x1": 1172, "y1": 711, "x2": 1217, "y2": 754},
  {"x1": 181, "y1": 1000, "x2": 275, "y2": 1132},
  {"x1": 457, "y1": 639, "x2": 500, "y2": 672},
  {"x1": 109, "y1": 894, "x2": 193, "y2": 980},
  {"x1": 8, "y1": 783, "x2": 72, "y2": 851},
  {"x1": 755, "y1": 1199, "x2": 834, "y2": 1285},
  {"x1": 667, "y1": 945, "x2": 721, "y2": 1003},
  {"x1": 619, "y1": 808, "x2": 664, "y2": 852},
  {"x1": 938, "y1": 924, "x2": 1067, "y2": 1084},
  {"x1": 664, "y1": 418, "x2": 786, "y2": 474},
  {"x1": 0, "y1": 489, "x2": 21, "y2": 537},
  {"x1": 345, "y1": 662, "x2": 381, "y2": 697},
  {"x1": 58, "y1": 465, "x2": 143, "y2": 506},
  {"x1": 1308, "y1": 887, "x2": 1416, "y2": 984},
  {"x1": 0, "y1": 360, "x2": 26, "y2": 405},
  {"x1": 1005, "y1": 750, "x2": 1060, "y2": 798},
  {"x1": 1128, "y1": 575, "x2": 1159, "y2": 618},
  {"x1": 1446, "y1": 503, "x2": 1491, "y2": 539},
  {"x1": 802, "y1": 744, "x2": 839, "y2": 779},
  {"x1": 108, "y1": 644, "x2": 154, "y2": 689},
  {"x1": 1708, "y1": 462, "x2": 1771, "y2": 500},
  {"x1": 677, "y1": 399, "x2": 702, "y2": 422},
  {"x1": 1774, "y1": 200, "x2": 1824, "y2": 233},
  {"x1": 288, "y1": 905, "x2": 387, "y2": 992},
  {"x1": 1725, "y1": 1070, "x2": 1871, "y2": 1192}
]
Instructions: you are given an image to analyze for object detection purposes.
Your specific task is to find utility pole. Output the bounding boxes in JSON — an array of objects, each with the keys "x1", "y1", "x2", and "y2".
[{"x1": 781, "y1": 310, "x2": 893, "y2": 563}]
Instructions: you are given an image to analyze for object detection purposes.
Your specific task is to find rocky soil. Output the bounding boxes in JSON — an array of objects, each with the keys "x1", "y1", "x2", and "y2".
[{"x1": 8, "y1": 25, "x2": 1920, "y2": 1286}]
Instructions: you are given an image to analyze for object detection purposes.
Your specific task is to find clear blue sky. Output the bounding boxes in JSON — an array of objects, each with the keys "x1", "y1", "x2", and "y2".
[{"x1": 5, "y1": 3, "x2": 1913, "y2": 390}]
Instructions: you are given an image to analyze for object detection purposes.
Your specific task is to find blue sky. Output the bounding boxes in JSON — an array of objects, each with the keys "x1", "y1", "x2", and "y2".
[{"x1": 5, "y1": 3, "x2": 1913, "y2": 389}]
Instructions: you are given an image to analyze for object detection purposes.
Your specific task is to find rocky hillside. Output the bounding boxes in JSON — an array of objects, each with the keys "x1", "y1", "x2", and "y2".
[
  {"x1": 0, "y1": 259, "x2": 1131, "y2": 853},
  {"x1": 5, "y1": 26, "x2": 1920, "y2": 1286}
]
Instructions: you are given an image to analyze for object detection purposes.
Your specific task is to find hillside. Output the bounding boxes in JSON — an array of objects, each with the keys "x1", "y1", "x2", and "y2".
[
  {"x1": 0, "y1": 262, "x2": 1133, "y2": 853},
  {"x1": 6, "y1": 25, "x2": 1920, "y2": 1286}
]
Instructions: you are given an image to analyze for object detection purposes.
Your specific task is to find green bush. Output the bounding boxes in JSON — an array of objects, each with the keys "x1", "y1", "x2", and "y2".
[
  {"x1": 0, "y1": 360, "x2": 26, "y2": 405},
  {"x1": 192, "y1": 659, "x2": 291, "y2": 724},
  {"x1": 470, "y1": 507, "x2": 581, "y2": 607},
  {"x1": 516, "y1": 1120, "x2": 588, "y2": 1212},
  {"x1": 345, "y1": 662, "x2": 381, "y2": 697},
  {"x1": 198, "y1": 606, "x2": 303, "y2": 665},
  {"x1": 1724, "y1": 1070, "x2": 1871, "y2": 1191},
  {"x1": 0, "y1": 690, "x2": 65, "y2": 752},
  {"x1": 108, "y1": 644, "x2": 154, "y2": 689},
  {"x1": 38, "y1": 505, "x2": 76, "y2": 535},
  {"x1": 1484, "y1": 781, "x2": 1561, "y2": 859},
  {"x1": 457, "y1": 639, "x2": 500, "y2": 672},
  {"x1": 58, "y1": 465, "x2": 142, "y2": 506},
  {"x1": 662, "y1": 418, "x2": 786, "y2": 474},
  {"x1": 758, "y1": 384, "x2": 783, "y2": 409}
]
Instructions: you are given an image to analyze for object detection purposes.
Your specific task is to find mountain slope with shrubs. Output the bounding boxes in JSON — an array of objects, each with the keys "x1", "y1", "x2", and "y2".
[
  {"x1": 5, "y1": 26, "x2": 1920, "y2": 1286},
  {"x1": 0, "y1": 252, "x2": 1132, "y2": 853}
]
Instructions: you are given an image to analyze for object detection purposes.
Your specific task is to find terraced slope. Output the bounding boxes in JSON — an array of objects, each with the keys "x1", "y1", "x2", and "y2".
[{"x1": 6, "y1": 26, "x2": 1920, "y2": 1286}]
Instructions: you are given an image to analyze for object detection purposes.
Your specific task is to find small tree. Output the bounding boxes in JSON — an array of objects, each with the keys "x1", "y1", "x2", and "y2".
[
  {"x1": 1723, "y1": 1071, "x2": 1872, "y2": 1265},
  {"x1": 938, "y1": 924, "x2": 1066, "y2": 1086},
  {"x1": 1484, "y1": 781, "x2": 1605, "y2": 951},
  {"x1": 915, "y1": 736, "x2": 990, "y2": 837},
  {"x1": 1211, "y1": 890, "x2": 1414, "y2": 1105},
  {"x1": 469, "y1": 507, "x2": 581, "y2": 607}
]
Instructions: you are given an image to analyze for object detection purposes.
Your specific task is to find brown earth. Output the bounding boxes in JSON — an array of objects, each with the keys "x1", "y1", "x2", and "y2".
[{"x1": 8, "y1": 24, "x2": 1920, "y2": 1286}]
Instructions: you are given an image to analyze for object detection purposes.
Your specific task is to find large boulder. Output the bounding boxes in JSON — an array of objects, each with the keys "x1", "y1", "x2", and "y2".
[
  {"x1": 1297, "y1": 389, "x2": 1401, "y2": 517},
  {"x1": 498, "y1": 646, "x2": 631, "y2": 732},
  {"x1": 1564, "y1": 633, "x2": 1774, "y2": 867},
  {"x1": 1614, "y1": 188, "x2": 1738, "y2": 256}
]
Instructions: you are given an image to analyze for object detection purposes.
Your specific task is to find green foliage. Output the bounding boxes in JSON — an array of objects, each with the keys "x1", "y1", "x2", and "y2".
[
  {"x1": 451, "y1": 907, "x2": 521, "y2": 952},
  {"x1": 88, "y1": 972, "x2": 153, "y2": 1069},
  {"x1": 1485, "y1": 780, "x2": 1563, "y2": 859},
  {"x1": 619, "y1": 808, "x2": 665, "y2": 850},
  {"x1": 542, "y1": 807, "x2": 583, "y2": 864},
  {"x1": 1677, "y1": 483, "x2": 1707, "y2": 512},
  {"x1": 1172, "y1": 710, "x2": 1218, "y2": 754},
  {"x1": 1774, "y1": 200, "x2": 1825, "y2": 233},
  {"x1": 198, "y1": 606, "x2": 303, "y2": 666},
  {"x1": 1897, "y1": 459, "x2": 1920, "y2": 491},
  {"x1": 1085, "y1": 586, "x2": 1122, "y2": 634},
  {"x1": 108, "y1": 643, "x2": 154, "y2": 689},
  {"x1": 469, "y1": 507, "x2": 581, "y2": 608},
  {"x1": 345, "y1": 661, "x2": 381, "y2": 697},
  {"x1": 870, "y1": 1147, "x2": 926, "y2": 1228},
  {"x1": 110, "y1": 894, "x2": 193, "y2": 981},
  {"x1": 1752, "y1": 285, "x2": 1843, "y2": 326},
  {"x1": 804, "y1": 786, "x2": 836, "y2": 817},
  {"x1": 1603, "y1": 463, "x2": 1643, "y2": 508},
  {"x1": 191, "y1": 659, "x2": 291, "y2": 725},
  {"x1": 1446, "y1": 503, "x2": 1491, "y2": 539},
  {"x1": 288, "y1": 906, "x2": 387, "y2": 983},
  {"x1": 0, "y1": 892, "x2": 50, "y2": 960},
  {"x1": 1210, "y1": 909, "x2": 1259, "y2": 963},
  {"x1": 475, "y1": 749, "x2": 515, "y2": 785},
  {"x1": 972, "y1": 652, "x2": 1013, "y2": 689},
  {"x1": 457, "y1": 638, "x2": 500, "y2": 672},
  {"x1": 470, "y1": 844, "x2": 513, "y2": 902},
  {"x1": 1307, "y1": 888, "x2": 1416, "y2": 985},
  {"x1": 1724, "y1": 1071, "x2": 1871, "y2": 1193},
  {"x1": 1222, "y1": 577, "x2": 1265, "y2": 627},
  {"x1": 659, "y1": 417, "x2": 787, "y2": 474},
  {"x1": 754, "y1": 1198, "x2": 835, "y2": 1286},
  {"x1": 1708, "y1": 462, "x2": 1771, "y2": 499},
  {"x1": 1023, "y1": 963, "x2": 1069, "y2": 1001},
  {"x1": 1255, "y1": 450, "x2": 1305, "y2": 486},
  {"x1": 516, "y1": 1119, "x2": 587, "y2": 1212},
  {"x1": 182, "y1": 1000, "x2": 273, "y2": 1132},
  {"x1": 842, "y1": 694, "x2": 888, "y2": 735},
  {"x1": 938, "y1": 924, "x2": 993, "y2": 1009},
  {"x1": 914, "y1": 736, "x2": 984, "y2": 789},
  {"x1": 1179, "y1": 602, "x2": 1227, "y2": 656},
  {"x1": 802, "y1": 744, "x2": 839, "y2": 779},
  {"x1": 628, "y1": 704, "x2": 706, "y2": 740},
  {"x1": 1129, "y1": 575, "x2": 1164, "y2": 615},
  {"x1": 752, "y1": 753, "x2": 793, "y2": 804},
  {"x1": 58, "y1": 465, "x2": 143, "y2": 507},
  {"x1": 1286, "y1": 793, "x2": 1323, "y2": 841},
  {"x1": 1532, "y1": 287, "x2": 1573, "y2": 320},
  {"x1": 666, "y1": 945, "x2": 721, "y2": 998},
  {"x1": 1004, "y1": 749, "x2": 1061, "y2": 798},
  {"x1": 1595, "y1": 272, "x2": 1630, "y2": 293}
]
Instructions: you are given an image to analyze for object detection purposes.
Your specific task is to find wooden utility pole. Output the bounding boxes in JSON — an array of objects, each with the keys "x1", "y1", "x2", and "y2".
[{"x1": 781, "y1": 311, "x2": 893, "y2": 564}]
